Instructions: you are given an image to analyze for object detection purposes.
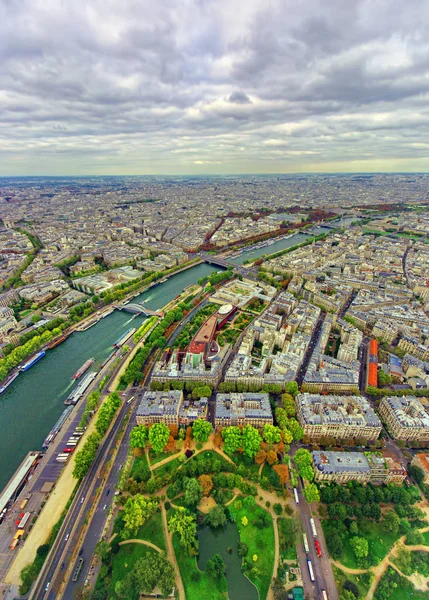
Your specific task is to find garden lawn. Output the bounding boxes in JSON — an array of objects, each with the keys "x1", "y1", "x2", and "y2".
[
  {"x1": 229, "y1": 452, "x2": 260, "y2": 477},
  {"x1": 333, "y1": 565, "x2": 373, "y2": 599},
  {"x1": 153, "y1": 456, "x2": 182, "y2": 478},
  {"x1": 130, "y1": 453, "x2": 149, "y2": 478},
  {"x1": 233, "y1": 497, "x2": 275, "y2": 599},
  {"x1": 149, "y1": 449, "x2": 180, "y2": 466},
  {"x1": 172, "y1": 532, "x2": 226, "y2": 600},
  {"x1": 135, "y1": 509, "x2": 166, "y2": 552},
  {"x1": 322, "y1": 518, "x2": 401, "y2": 569},
  {"x1": 110, "y1": 543, "x2": 157, "y2": 600},
  {"x1": 374, "y1": 566, "x2": 429, "y2": 600},
  {"x1": 278, "y1": 517, "x2": 297, "y2": 560},
  {"x1": 184, "y1": 450, "x2": 235, "y2": 473},
  {"x1": 422, "y1": 531, "x2": 429, "y2": 547}
]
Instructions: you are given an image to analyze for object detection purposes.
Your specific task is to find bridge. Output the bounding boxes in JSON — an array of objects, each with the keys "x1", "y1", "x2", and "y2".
[
  {"x1": 200, "y1": 253, "x2": 233, "y2": 268},
  {"x1": 113, "y1": 303, "x2": 163, "y2": 317}
]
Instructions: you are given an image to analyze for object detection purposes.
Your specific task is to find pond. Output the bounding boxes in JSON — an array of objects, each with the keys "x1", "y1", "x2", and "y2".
[{"x1": 198, "y1": 522, "x2": 259, "y2": 600}]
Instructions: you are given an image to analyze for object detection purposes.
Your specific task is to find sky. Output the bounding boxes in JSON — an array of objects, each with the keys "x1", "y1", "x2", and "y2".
[{"x1": 1, "y1": 0, "x2": 429, "y2": 176}]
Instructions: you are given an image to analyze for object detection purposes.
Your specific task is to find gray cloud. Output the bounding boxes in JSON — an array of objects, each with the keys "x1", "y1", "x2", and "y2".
[{"x1": 1, "y1": 0, "x2": 429, "y2": 174}]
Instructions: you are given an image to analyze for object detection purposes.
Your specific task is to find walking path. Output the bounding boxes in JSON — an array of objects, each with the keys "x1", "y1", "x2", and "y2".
[
  {"x1": 118, "y1": 539, "x2": 162, "y2": 553},
  {"x1": 147, "y1": 435, "x2": 236, "y2": 472},
  {"x1": 160, "y1": 502, "x2": 185, "y2": 600}
]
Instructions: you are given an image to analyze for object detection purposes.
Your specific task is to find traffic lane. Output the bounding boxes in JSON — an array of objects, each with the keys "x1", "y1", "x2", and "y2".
[
  {"x1": 312, "y1": 513, "x2": 339, "y2": 600},
  {"x1": 62, "y1": 412, "x2": 133, "y2": 599},
  {"x1": 40, "y1": 403, "x2": 128, "y2": 599}
]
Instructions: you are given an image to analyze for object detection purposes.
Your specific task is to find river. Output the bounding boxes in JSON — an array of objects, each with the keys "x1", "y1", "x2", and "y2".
[
  {"x1": 0, "y1": 263, "x2": 218, "y2": 490},
  {"x1": 229, "y1": 215, "x2": 359, "y2": 264}
]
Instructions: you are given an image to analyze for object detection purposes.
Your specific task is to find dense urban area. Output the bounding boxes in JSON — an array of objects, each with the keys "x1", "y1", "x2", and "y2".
[{"x1": 1, "y1": 173, "x2": 429, "y2": 600}]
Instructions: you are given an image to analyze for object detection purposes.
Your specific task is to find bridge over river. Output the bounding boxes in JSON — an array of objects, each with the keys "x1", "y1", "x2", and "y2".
[{"x1": 113, "y1": 303, "x2": 163, "y2": 317}]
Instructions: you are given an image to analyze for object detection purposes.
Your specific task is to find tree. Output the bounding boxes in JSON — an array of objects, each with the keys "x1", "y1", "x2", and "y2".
[
  {"x1": 206, "y1": 553, "x2": 226, "y2": 579},
  {"x1": 206, "y1": 505, "x2": 227, "y2": 528},
  {"x1": 255, "y1": 449, "x2": 267, "y2": 465},
  {"x1": 350, "y1": 536, "x2": 369, "y2": 559},
  {"x1": 383, "y1": 510, "x2": 400, "y2": 534},
  {"x1": 327, "y1": 532, "x2": 344, "y2": 559},
  {"x1": 168, "y1": 509, "x2": 198, "y2": 554},
  {"x1": 266, "y1": 450, "x2": 278, "y2": 465},
  {"x1": 132, "y1": 553, "x2": 175, "y2": 597},
  {"x1": 242, "y1": 424, "x2": 262, "y2": 459},
  {"x1": 273, "y1": 464, "x2": 289, "y2": 485},
  {"x1": 263, "y1": 424, "x2": 281, "y2": 444},
  {"x1": 73, "y1": 432, "x2": 101, "y2": 480},
  {"x1": 148, "y1": 422, "x2": 170, "y2": 453},
  {"x1": 192, "y1": 419, "x2": 212, "y2": 443},
  {"x1": 130, "y1": 425, "x2": 148, "y2": 449},
  {"x1": 281, "y1": 393, "x2": 296, "y2": 416},
  {"x1": 294, "y1": 448, "x2": 314, "y2": 481},
  {"x1": 94, "y1": 540, "x2": 110, "y2": 561},
  {"x1": 222, "y1": 426, "x2": 243, "y2": 454},
  {"x1": 303, "y1": 483, "x2": 320, "y2": 504},
  {"x1": 409, "y1": 464, "x2": 425, "y2": 485},
  {"x1": 199, "y1": 474, "x2": 213, "y2": 497},
  {"x1": 184, "y1": 478, "x2": 203, "y2": 507},
  {"x1": 285, "y1": 382, "x2": 299, "y2": 396},
  {"x1": 286, "y1": 418, "x2": 304, "y2": 442},
  {"x1": 349, "y1": 521, "x2": 359, "y2": 536},
  {"x1": 123, "y1": 495, "x2": 158, "y2": 535}
]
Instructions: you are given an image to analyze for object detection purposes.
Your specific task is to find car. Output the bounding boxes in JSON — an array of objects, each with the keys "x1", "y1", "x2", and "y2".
[
  {"x1": 103, "y1": 504, "x2": 107, "y2": 510},
  {"x1": 60, "y1": 563, "x2": 65, "y2": 570},
  {"x1": 65, "y1": 533, "x2": 69, "y2": 541},
  {"x1": 45, "y1": 582, "x2": 50, "y2": 591},
  {"x1": 106, "y1": 489, "x2": 110, "y2": 495},
  {"x1": 78, "y1": 548, "x2": 83, "y2": 556},
  {"x1": 80, "y1": 496, "x2": 85, "y2": 504}
]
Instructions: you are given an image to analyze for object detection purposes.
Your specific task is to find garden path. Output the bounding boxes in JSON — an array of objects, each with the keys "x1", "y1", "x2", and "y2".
[
  {"x1": 118, "y1": 539, "x2": 162, "y2": 553},
  {"x1": 161, "y1": 502, "x2": 185, "y2": 600}
]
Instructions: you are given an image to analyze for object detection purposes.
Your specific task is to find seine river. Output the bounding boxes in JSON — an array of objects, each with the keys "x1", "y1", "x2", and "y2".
[{"x1": 0, "y1": 263, "x2": 218, "y2": 489}]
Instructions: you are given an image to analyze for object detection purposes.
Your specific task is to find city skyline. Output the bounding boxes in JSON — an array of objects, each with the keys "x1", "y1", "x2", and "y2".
[{"x1": 2, "y1": 0, "x2": 429, "y2": 175}]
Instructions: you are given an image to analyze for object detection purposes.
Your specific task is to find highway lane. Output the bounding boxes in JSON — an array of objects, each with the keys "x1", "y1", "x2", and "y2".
[
  {"x1": 31, "y1": 396, "x2": 132, "y2": 600},
  {"x1": 61, "y1": 395, "x2": 137, "y2": 600}
]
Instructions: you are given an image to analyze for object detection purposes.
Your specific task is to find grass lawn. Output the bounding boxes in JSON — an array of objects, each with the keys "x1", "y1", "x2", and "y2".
[
  {"x1": 278, "y1": 517, "x2": 297, "y2": 560},
  {"x1": 135, "y1": 509, "x2": 166, "y2": 552},
  {"x1": 422, "y1": 531, "x2": 429, "y2": 547},
  {"x1": 148, "y1": 449, "x2": 180, "y2": 466},
  {"x1": 172, "y1": 532, "x2": 226, "y2": 600},
  {"x1": 333, "y1": 565, "x2": 373, "y2": 599},
  {"x1": 130, "y1": 453, "x2": 149, "y2": 478},
  {"x1": 374, "y1": 566, "x2": 429, "y2": 600},
  {"x1": 110, "y1": 543, "x2": 157, "y2": 599},
  {"x1": 183, "y1": 450, "x2": 236, "y2": 473},
  {"x1": 322, "y1": 518, "x2": 400, "y2": 569},
  {"x1": 232, "y1": 497, "x2": 275, "y2": 599},
  {"x1": 153, "y1": 456, "x2": 182, "y2": 478},
  {"x1": 229, "y1": 452, "x2": 260, "y2": 476}
]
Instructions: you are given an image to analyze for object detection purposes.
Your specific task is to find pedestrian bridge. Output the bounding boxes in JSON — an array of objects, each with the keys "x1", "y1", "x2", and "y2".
[{"x1": 113, "y1": 303, "x2": 163, "y2": 317}]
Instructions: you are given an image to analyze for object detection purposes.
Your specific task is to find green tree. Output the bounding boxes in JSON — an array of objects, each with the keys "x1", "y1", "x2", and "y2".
[
  {"x1": 122, "y1": 495, "x2": 158, "y2": 535},
  {"x1": 281, "y1": 393, "x2": 296, "y2": 416},
  {"x1": 168, "y1": 509, "x2": 198, "y2": 555},
  {"x1": 409, "y1": 464, "x2": 425, "y2": 485},
  {"x1": 303, "y1": 483, "x2": 320, "y2": 504},
  {"x1": 222, "y1": 426, "x2": 243, "y2": 454},
  {"x1": 131, "y1": 553, "x2": 175, "y2": 597},
  {"x1": 285, "y1": 382, "x2": 299, "y2": 396},
  {"x1": 242, "y1": 424, "x2": 262, "y2": 459},
  {"x1": 383, "y1": 510, "x2": 400, "y2": 534},
  {"x1": 349, "y1": 521, "x2": 359, "y2": 536},
  {"x1": 130, "y1": 425, "x2": 148, "y2": 449},
  {"x1": 286, "y1": 418, "x2": 304, "y2": 442},
  {"x1": 206, "y1": 505, "x2": 227, "y2": 528},
  {"x1": 148, "y1": 422, "x2": 170, "y2": 453},
  {"x1": 206, "y1": 553, "x2": 226, "y2": 580},
  {"x1": 294, "y1": 448, "x2": 314, "y2": 481},
  {"x1": 73, "y1": 432, "x2": 101, "y2": 479},
  {"x1": 263, "y1": 424, "x2": 282, "y2": 444},
  {"x1": 94, "y1": 540, "x2": 110, "y2": 561},
  {"x1": 350, "y1": 536, "x2": 369, "y2": 559},
  {"x1": 192, "y1": 419, "x2": 212, "y2": 443},
  {"x1": 184, "y1": 478, "x2": 203, "y2": 507}
]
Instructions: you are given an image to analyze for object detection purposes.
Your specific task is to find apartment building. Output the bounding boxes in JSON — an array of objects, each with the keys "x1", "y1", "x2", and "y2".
[
  {"x1": 379, "y1": 396, "x2": 429, "y2": 441},
  {"x1": 214, "y1": 392, "x2": 273, "y2": 428}
]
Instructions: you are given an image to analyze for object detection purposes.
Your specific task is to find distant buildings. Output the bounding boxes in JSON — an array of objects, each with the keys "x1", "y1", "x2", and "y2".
[
  {"x1": 214, "y1": 392, "x2": 273, "y2": 428},
  {"x1": 296, "y1": 393, "x2": 381, "y2": 441},
  {"x1": 379, "y1": 396, "x2": 429, "y2": 441},
  {"x1": 312, "y1": 450, "x2": 406, "y2": 484}
]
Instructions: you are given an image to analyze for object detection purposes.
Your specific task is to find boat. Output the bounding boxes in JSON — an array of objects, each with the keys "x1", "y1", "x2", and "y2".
[
  {"x1": 112, "y1": 327, "x2": 136, "y2": 348},
  {"x1": 47, "y1": 334, "x2": 69, "y2": 349},
  {"x1": 77, "y1": 319, "x2": 99, "y2": 332},
  {"x1": 19, "y1": 351, "x2": 46, "y2": 372},
  {"x1": 65, "y1": 371, "x2": 97, "y2": 405},
  {"x1": 72, "y1": 358, "x2": 94, "y2": 380},
  {"x1": 102, "y1": 308, "x2": 114, "y2": 318},
  {"x1": 0, "y1": 371, "x2": 20, "y2": 394}
]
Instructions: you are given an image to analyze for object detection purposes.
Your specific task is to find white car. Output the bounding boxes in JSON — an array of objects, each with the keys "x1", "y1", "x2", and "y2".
[
  {"x1": 103, "y1": 504, "x2": 107, "y2": 510},
  {"x1": 80, "y1": 496, "x2": 85, "y2": 504},
  {"x1": 65, "y1": 533, "x2": 69, "y2": 541}
]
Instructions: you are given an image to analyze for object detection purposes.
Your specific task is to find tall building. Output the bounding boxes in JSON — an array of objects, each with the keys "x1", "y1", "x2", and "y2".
[
  {"x1": 214, "y1": 392, "x2": 273, "y2": 428},
  {"x1": 379, "y1": 396, "x2": 429, "y2": 441}
]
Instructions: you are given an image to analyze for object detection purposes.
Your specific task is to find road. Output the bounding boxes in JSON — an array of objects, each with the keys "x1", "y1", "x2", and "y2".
[
  {"x1": 30, "y1": 394, "x2": 133, "y2": 600},
  {"x1": 294, "y1": 481, "x2": 338, "y2": 600},
  {"x1": 297, "y1": 313, "x2": 325, "y2": 387}
]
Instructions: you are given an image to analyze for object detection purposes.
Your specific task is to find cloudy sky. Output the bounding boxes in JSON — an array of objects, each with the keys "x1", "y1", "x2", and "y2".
[{"x1": 1, "y1": 0, "x2": 429, "y2": 175}]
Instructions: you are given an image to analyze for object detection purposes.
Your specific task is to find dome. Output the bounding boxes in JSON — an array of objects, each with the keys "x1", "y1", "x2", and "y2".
[{"x1": 218, "y1": 303, "x2": 234, "y2": 315}]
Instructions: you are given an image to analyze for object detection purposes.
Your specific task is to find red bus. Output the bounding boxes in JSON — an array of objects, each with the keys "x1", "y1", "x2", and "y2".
[{"x1": 315, "y1": 539, "x2": 322, "y2": 558}]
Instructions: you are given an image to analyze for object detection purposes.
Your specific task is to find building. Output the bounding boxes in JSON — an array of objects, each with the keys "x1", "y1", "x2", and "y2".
[
  {"x1": 312, "y1": 450, "x2": 406, "y2": 484},
  {"x1": 214, "y1": 392, "x2": 273, "y2": 428},
  {"x1": 411, "y1": 454, "x2": 429, "y2": 484},
  {"x1": 296, "y1": 393, "x2": 382, "y2": 441},
  {"x1": 136, "y1": 390, "x2": 184, "y2": 425},
  {"x1": 379, "y1": 396, "x2": 429, "y2": 441}
]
